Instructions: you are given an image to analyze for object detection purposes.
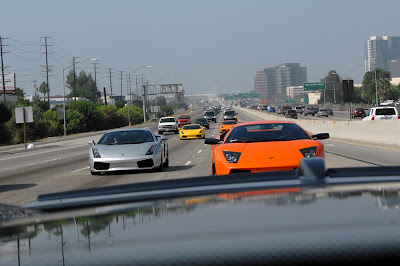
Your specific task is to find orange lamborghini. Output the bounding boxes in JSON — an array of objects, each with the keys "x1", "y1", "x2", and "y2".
[
  {"x1": 219, "y1": 120, "x2": 238, "y2": 133},
  {"x1": 205, "y1": 120, "x2": 329, "y2": 176}
]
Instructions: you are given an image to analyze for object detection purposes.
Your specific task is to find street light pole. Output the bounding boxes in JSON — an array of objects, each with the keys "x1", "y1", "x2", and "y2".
[
  {"x1": 63, "y1": 58, "x2": 97, "y2": 136},
  {"x1": 375, "y1": 69, "x2": 378, "y2": 106},
  {"x1": 126, "y1": 66, "x2": 152, "y2": 126}
]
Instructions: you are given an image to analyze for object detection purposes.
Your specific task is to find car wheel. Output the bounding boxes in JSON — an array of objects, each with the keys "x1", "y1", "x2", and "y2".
[
  {"x1": 175, "y1": 129, "x2": 179, "y2": 134},
  {"x1": 212, "y1": 163, "x2": 216, "y2": 176},
  {"x1": 90, "y1": 170, "x2": 101, "y2": 175},
  {"x1": 158, "y1": 131, "x2": 163, "y2": 135},
  {"x1": 163, "y1": 153, "x2": 169, "y2": 168},
  {"x1": 312, "y1": 114, "x2": 315, "y2": 116}
]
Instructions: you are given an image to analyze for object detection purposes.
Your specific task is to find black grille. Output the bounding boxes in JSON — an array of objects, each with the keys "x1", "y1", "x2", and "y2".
[
  {"x1": 230, "y1": 169, "x2": 251, "y2": 174},
  {"x1": 94, "y1": 162, "x2": 110, "y2": 170},
  {"x1": 137, "y1": 159, "x2": 154, "y2": 168}
]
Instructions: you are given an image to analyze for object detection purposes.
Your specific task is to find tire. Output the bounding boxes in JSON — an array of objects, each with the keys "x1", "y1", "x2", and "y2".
[
  {"x1": 212, "y1": 163, "x2": 216, "y2": 176},
  {"x1": 91, "y1": 170, "x2": 101, "y2": 175},
  {"x1": 163, "y1": 154, "x2": 169, "y2": 168},
  {"x1": 175, "y1": 129, "x2": 179, "y2": 134},
  {"x1": 158, "y1": 131, "x2": 163, "y2": 135}
]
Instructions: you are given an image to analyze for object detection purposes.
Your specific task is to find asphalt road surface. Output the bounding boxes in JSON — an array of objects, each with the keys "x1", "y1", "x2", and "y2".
[{"x1": 1, "y1": 107, "x2": 399, "y2": 206}]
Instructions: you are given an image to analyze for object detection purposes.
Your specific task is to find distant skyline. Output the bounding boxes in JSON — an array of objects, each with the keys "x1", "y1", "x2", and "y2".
[{"x1": 1, "y1": 0, "x2": 399, "y2": 97}]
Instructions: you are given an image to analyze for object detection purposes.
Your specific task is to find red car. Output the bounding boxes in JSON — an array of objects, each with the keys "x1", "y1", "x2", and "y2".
[
  {"x1": 178, "y1": 115, "x2": 191, "y2": 127},
  {"x1": 351, "y1": 108, "x2": 366, "y2": 118}
]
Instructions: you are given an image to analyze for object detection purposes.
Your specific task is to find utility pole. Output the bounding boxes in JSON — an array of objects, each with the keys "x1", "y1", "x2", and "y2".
[
  {"x1": 107, "y1": 68, "x2": 113, "y2": 105},
  {"x1": 1, "y1": 37, "x2": 8, "y2": 102},
  {"x1": 73, "y1": 57, "x2": 77, "y2": 101},
  {"x1": 41, "y1": 37, "x2": 51, "y2": 104},
  {"x1": 92, "y1": 62, "x2": 98, "y2": 102},
  {"x1": 33, "y1": 80, "x2": 38, "y2": 98},
  {"x1": 120, "y1": 71, "x2": 124, "y2": 99}
]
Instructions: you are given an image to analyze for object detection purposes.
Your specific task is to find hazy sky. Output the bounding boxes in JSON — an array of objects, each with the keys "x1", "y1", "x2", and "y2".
[{"x1": 1, "y1": 0, "x2": 399, "y2": 96}]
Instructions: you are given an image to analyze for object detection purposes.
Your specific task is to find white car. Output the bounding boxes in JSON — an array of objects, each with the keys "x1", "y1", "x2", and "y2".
[
  {"x1": 362, "y1": 106, "x2": 399, "y2": 121},
  {"x1": 158, "y1": 117, "x2": 179, "y2": 134}
]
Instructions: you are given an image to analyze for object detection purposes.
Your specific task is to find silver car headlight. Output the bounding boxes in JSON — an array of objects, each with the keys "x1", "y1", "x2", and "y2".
[
  {"x1": 92, "y1": 148, "x2": 101, "y2": 158},
  {"x1": 223, "y1": 151, "x2": 241, "y2": 163},
  {"x1": 146, "y1": 144, "x2": 158, "y2": 155}
]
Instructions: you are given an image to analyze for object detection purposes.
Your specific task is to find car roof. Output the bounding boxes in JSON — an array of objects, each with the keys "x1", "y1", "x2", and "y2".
[{"x1": 105, "y1": 128, "x2": 151, "y2": 133}]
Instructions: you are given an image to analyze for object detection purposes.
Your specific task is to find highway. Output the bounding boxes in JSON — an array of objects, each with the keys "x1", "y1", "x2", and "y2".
[{"x1": 1, "y1": 106, "x2": 400, "y2": 206}]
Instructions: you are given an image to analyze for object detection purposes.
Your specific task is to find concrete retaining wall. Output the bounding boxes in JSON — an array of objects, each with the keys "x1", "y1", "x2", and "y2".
[{"x1": 236, "y1": 107, "x2": 400, "y2": 145}]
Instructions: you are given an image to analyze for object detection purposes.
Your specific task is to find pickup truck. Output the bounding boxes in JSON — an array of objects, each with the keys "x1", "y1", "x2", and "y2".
[{"x1": 158, "y1": 117, "x2": 179, "y2": 134}]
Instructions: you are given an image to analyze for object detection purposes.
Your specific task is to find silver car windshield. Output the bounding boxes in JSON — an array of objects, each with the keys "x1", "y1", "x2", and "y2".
[{"x1": 97, "y1": 130, "x2": 154, "y2": 145}]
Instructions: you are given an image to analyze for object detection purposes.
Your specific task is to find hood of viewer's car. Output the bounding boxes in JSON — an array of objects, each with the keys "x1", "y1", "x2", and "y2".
[{"x1": 2, "y1": 181, "x2": 400, "y2": 265}]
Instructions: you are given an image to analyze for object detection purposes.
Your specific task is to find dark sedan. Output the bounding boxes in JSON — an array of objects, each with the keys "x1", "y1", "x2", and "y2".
[{"x1": 195, "y1": 118, "x2": 210, "y2": 129}]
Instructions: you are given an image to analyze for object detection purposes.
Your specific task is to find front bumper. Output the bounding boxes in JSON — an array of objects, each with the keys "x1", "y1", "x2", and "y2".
[{"x1": 89, "y1": 153, "x2": 161, "y2": 173}]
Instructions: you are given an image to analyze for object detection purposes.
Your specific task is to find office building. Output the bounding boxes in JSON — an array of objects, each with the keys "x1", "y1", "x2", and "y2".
[
  {"x1": 364, "y1": 36, "x2": 400, "y2": 77},
  {"x1": 254, "y1": 63, "x2": 307, "y2": 102}
]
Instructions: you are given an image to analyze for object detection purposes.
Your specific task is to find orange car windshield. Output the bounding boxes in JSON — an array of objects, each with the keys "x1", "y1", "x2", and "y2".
[
  {"x1": 225, "y1": 123, "x2": 311, "y2": 143},
  {"x1": 222, "y1": 121, "x2": 237, "y2": 125}
]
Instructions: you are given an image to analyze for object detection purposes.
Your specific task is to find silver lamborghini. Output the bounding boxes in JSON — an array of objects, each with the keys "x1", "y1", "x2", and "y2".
[{"x1": 88, "y1": 128, "x2": 169, "y2": 175}]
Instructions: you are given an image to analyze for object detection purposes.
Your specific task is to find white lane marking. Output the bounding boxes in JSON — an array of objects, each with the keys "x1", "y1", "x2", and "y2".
[
  {"x1": 173, "y1": 137, "x2": 176, "y2": 140},
  {"x1": 185, "y1": 161, "x2": 192, "y2": 166},
  {"x1": 0, "y1": 144, "x2": 84, "y2": 162},
  {"x1": 71, "y1": 166, "x2": 90, "y2": 173},
  {"x1": 45, "y1": 158, "x2": 62, "y2": 163},
  {"x1": 325, "y1": 144, "x2": 335, "y2": 147},
  {"x1": 197, "y1": 150, "x2": 202, "y2": 153}
]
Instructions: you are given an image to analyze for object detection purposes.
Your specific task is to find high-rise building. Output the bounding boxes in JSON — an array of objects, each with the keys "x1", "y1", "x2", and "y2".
[
  {"x1": 253, "y1": 63, "x2": 307, "y2": 101},
  {"x1": 364, "y1": 36, "x2": 400, "y2": 77}
]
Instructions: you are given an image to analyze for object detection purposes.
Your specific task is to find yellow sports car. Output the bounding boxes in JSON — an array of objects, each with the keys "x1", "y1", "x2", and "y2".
[{"x1": 180, "y1": 124, "x2": 205, "y2": 139}]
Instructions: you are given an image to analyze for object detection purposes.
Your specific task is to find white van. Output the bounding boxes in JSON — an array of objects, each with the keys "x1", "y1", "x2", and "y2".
[{"x1": 362, "y1": 106, "x2": 399, "y2": 121}]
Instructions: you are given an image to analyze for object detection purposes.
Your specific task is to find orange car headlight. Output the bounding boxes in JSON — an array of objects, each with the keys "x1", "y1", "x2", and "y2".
[
  {"x1": 223, "y1": 151, "x2": 241, "y2": 163},
  {"x1": 299, "y1": 147, "x2": 317, "y2": 157}
]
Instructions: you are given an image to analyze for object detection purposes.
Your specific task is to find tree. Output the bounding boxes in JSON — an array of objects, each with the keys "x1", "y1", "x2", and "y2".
[
  {"x1": 361, "y1": 68, "x2": 391, "y2": 104},
  {"x1": 38, "y1": 81, "x2": 48, "y2": 101},
  {"x1": 389, "y1": 85, "x2": 400, "y2": 101},
  {"x1": 14, "y1": 87, "x2": 25, "y2": 99},
  {"x1": 66, "y1": 70, "x2": 100, "y2": 101}
]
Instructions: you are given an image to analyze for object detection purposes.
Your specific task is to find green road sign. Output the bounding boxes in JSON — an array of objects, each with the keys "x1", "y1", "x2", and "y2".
[{"x1": 304, "y1": 82, "x2": 325, "y2": 91}]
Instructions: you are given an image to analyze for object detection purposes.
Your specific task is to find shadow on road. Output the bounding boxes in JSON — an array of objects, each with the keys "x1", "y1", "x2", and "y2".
[
  {"x1": 100, "y1": 165, "x2": 195, "y2": 175},
  {"x1": 0, "y1": 183, "x2": 37, "y2": 193}
]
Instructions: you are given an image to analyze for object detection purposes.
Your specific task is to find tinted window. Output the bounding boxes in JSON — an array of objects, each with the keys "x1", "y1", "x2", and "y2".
[
  {"x1": 225, "y1": 123, "x2": 310, "y2": 143},
  {"x1": 222, "y1": 121, "x2": 237, "y2": 125},
  {"x1": 196, "y1": 118, "x2": 207, "y2": 122},
  {"x1": 160, "y1": 118, "x2": 176, "y2": 123},
  {"x1": 224, "y1": 111, "x2": 236, "y2": 115},
  {"x1": 183, "y1": 125, "x2": 201, "y2": 130},
  {"x1": 205, "y1": 112, "x2": 214, "y2": 115},
  {"x1": 376, "y1": 108, "x2": 396, "y2": 115},
  {"x1": 98, "y1": 130, "x2": 154, "y2": 145}
]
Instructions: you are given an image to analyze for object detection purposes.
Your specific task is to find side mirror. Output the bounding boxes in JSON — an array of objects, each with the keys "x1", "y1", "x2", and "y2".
[
  {"x1": 312, "y1": 133, "x2": 330, "y2": 140},
  {"x1": 88, "y1": 140, "x2": 95, "y2": 145}
]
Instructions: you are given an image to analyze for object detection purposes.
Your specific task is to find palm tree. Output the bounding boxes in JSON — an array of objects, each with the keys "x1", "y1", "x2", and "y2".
[{"x1": 38, "y1": 82, "x2": 48, "y2": 102}]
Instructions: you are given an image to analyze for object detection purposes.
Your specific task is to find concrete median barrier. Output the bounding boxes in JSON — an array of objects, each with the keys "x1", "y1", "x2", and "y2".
[{"x1": 236, "y1": 107, "x2": 400, "y2": 145}]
